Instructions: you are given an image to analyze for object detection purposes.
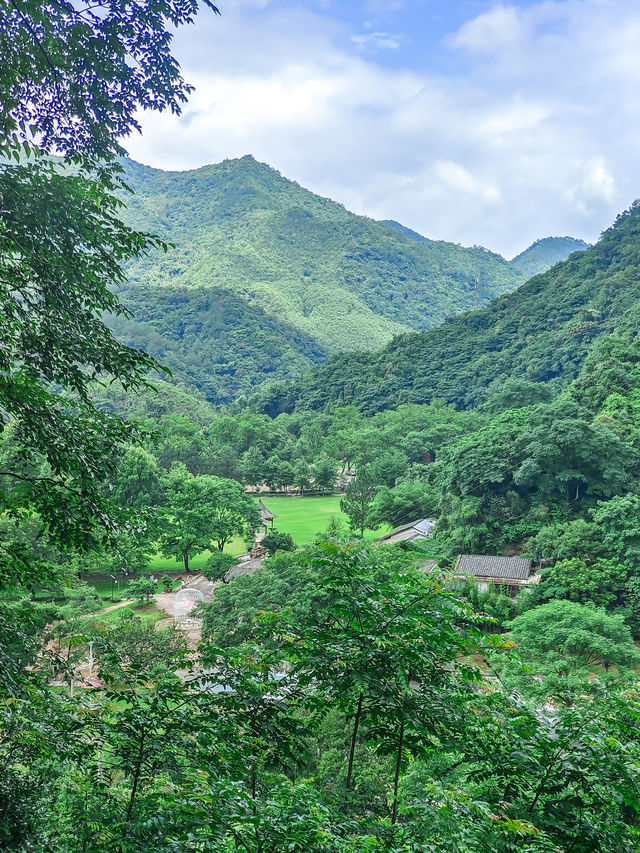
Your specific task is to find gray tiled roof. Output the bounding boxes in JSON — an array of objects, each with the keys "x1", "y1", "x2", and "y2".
[
  {"x1": 456, "y1": 554, "x2": 532, "y2": 580},
  {"x1": 257, "y1": 500, "x2": 277, "y2": 520}
]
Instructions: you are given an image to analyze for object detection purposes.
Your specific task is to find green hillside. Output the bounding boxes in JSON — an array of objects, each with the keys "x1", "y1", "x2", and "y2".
[
  {"x1": 258, "y1": 203, "x2": 640, "y2": 415},
  {"x1": 109, "y1": 284, "x2": 328, "y2": 404},
  {"x1": 381, "y1": 219, "x2": 432, "y2": 243},
  {"x1": 509, "y1": 235, "x2": 590, "y2": 278},
  {"x1": 110, "y1": 156, "x2": 526, "y2": 401},
  {"x1": 385, "y1": 221, "x2": 590, "y2": 278}
]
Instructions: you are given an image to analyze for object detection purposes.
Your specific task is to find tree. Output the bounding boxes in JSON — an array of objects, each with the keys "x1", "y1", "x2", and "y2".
[
  {"x1": 127, "y1": 576, "x2": 157, "y2": 604},
  {"x1": 262, "y1": 531, "x2": 296, "y2": 556},
  {"x1": 592, "y1": 493, "x2": 640, "y2": 573},
  {"x1": 201, "y1": 550, "x2": 239, "y2": 583},
  {"x1": 340, "y1": 469, "x2": 378, "y2": 537},
  {"x1": 0, "y1": 0, "x2": 218, "y2": 590},
  {"x1": 159, "y1": 465, "x2": 260, "y2": 570},
  {"x1": 97, "y1": 616, "x2": 187, "y2": 679},
  {"x1": 241, "y1": 446, "x2": 267, "y2": 488},
  {"x1": 368, "y1": 479, "x2": 438, "y2": 530},
  {"x1": 293, "y1": 459, "x2": 312, "y2": 495},
  {"x1": 535, "y1": 557, "x2": 627, "y2": 609},
  {"x1": 111, "y1": 446, "x2": 163, "y2": 510},
  {"x1": 312, "y1": 456, "x2": 337, "y2": 493},
  {"x1": 526, "y1": 518, "x2": 603, "y2": 564},
  {"x1": 282, "y1": 542, "x2": 487, "y2": 819},
  {"x1": 504, "y1": 600, "x2": 640, "y2": 700},
  {"x1": 368, "y1": 449, "x2": 408, "y2": 488}
]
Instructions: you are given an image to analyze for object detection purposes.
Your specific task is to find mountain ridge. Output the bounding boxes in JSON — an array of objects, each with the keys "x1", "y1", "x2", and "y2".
[
  {"x1": 112, "y1": 154, "x2": 533, "y2": 401},
  {"x1": 255, "y1": 203, "x2": 640, "y2": 416}
]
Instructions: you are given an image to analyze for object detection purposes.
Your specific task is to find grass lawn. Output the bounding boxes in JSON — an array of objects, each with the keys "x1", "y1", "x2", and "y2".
[
  {"x1": 89, "y1": 605, "x2": 164, "y2": 627},
  {"x1": 147, "y1": 535, "x2": 247, "y2": 574},
  {"x1": 258, "y1": 495, "x2": 389, "y2": 546}
]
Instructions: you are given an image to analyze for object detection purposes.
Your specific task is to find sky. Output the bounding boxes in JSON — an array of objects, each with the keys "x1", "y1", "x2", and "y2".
[{"x1": 126, "y1": 0, "x2": 640, "y2": 258}]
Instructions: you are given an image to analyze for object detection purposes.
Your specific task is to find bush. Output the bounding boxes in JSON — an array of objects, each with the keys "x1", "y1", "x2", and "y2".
[
  {"x1": 201, "y1": 551, "x2": 239, "y2": 583},
  {"x1": 127, "y1": 576, "x2": 157, "y2": 604},
  {"x1": 261, "y1": 531, "x2": 296, "y2": 556}
]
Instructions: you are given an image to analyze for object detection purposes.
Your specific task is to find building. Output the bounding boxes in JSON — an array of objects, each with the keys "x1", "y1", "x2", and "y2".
[
  {"x1": 378, "y1": 518, "x2": 436, "y2": 545},
  {"x1": 455, "y1": 554, "x2": 536, "y2": 596}
]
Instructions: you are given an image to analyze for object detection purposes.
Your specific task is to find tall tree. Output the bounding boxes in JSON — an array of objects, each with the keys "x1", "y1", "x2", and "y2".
[
  {"x1": 340, "y1": 468, "x2": 378, "y2": 537},
  {"x1": 159, "y1": 465, "x2": 259, "y2": 570},
  {"x1": 0, "y1": 0, "x2": 218, "y2": 589}
]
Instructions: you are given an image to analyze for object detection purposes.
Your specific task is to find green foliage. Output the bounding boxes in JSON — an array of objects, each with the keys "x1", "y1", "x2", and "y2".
[
  {"x1": 201, "y1": 550, "x2": 239, "y2": 582},
  {"x1": 159, "y1": 465, "x2": 260, "y2": 570},
  {"x1": 504, "y1": 600, "x2": 640, "y2": 700},
  {"x1": 509, "y1": 235, "x2": 590, "y2": 277},
  {"x1": 340, "y1": 469, "x2": 378, "y2": 537},
  {"x1": 269, "y1": 204, "x2": 640, "y2": 414},
  {"x1": 127, "y1": 576, "x2": 157, "y2": 604},
  {"x1": 104, "y1": 156, "x2": 529, "y2": 404},
  {"x1": 535, "y1": 557, "x2": 628, "y2": 609},
  {"x1": 97, "y1": 616, "x2": 188, "y2": 679},
  {"x1": 368, "y1": 479, "x2": 437, "y2": 529},
  {"x1": 261, "y1": 530, "x2": 296, "y2": 555},
  {"x1": 526, "y1": 518, "x2": 603, "y2": 563},
  {"x1": 0, "y1": 0, "x2": 217, "y2": 588}
]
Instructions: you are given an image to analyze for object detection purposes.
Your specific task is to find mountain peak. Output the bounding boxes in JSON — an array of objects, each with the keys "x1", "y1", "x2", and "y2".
[{"x1": 510, "y1": 235, "x2": 590, "y2": 277}]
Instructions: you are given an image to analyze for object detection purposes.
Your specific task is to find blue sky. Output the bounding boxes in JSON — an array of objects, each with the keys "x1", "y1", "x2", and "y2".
[{"x1": 127, "y1": 1, "x2": 640, "y2": 257}]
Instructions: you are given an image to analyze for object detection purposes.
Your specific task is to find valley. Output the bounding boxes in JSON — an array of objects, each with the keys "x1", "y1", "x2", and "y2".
[{"x1": 3, "y1": 3, "x2": 640, "y2": 850}]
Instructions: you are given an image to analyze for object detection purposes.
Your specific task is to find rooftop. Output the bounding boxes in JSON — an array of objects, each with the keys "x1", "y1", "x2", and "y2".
[
  {"x1": 257, "y1": 499, "x2": 277, "y2": 520},
  {"x1": 378, "y1": 518, "x2": 435, "y2": 544},
  {"x1": 456, "y1": 554, "x2": 532, "y2": 581}
]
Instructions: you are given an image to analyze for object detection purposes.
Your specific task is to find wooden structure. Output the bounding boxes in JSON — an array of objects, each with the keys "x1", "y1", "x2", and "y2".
[{"x1": 257, "y1": 500, "x2": 277, "y2": 537}]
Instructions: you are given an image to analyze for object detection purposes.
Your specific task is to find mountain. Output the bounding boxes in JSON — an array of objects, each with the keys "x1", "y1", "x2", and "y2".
[
  {"x1": 381, "y1": 219, "x2": 432, "y2": 243},
  {"x1": 509, "y1": 236, "x2": 590, "y2": 278},
  {"x1": 385, "y1": 221, "x2": 589, "y2": 278},
  {"x1": 111, "y1": 156, "x2": 528, "y2": 402},
  {"x1": 256, "y1": 204, "x2": 640, "y2": 416}
]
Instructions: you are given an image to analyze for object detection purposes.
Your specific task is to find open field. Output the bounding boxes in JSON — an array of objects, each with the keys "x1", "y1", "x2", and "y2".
[
  {"x1": 259, "y1": 495, "x2": 389, "y2": 545},
  {"x1": 88, "y1": 496, "x2": 388, "y2": 598}
]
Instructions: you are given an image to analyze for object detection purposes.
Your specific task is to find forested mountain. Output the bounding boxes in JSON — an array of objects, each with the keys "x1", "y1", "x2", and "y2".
[
  {"x1": 110, "y1": 156, "x2": 528, "y2": 401},
  {"x1": 381, "y1": 219, "x2": 432, "y2": 243},
  {"x1": 109, "y1": 285, "x2": 328, "y2": 404},
  {"x1": 509, "y1": 235, "x2": 590, "y2": 277},
  {"x1": 257, "y1": 203, "x2": 640, "y2": 415},
  {"x1": 383, "y1": 220, "x2": 588, "y2": 277}
]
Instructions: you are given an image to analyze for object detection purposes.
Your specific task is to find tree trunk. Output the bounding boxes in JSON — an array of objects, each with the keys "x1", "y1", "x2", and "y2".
[
  {"x1": 183, "y1": 550, "x2": 189, "y2": 573},
  {"x1": 345, "y1": 692, "x2": 364, "y2": 795},
  {"x1": 391, "y1": 720, "x2": 404, "y2": 825}
]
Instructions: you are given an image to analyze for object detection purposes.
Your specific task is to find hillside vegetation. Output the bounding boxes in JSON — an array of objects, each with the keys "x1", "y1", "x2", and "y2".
[
  {"x1": 259, "y1": 204, "x2": 640, "y2": 415},
  {"x1": 509, "y1": 235, "x2": 590, "y2": 277},
  {"x1": 108, "y1": 156, "x2": 533, "y2": 401}
]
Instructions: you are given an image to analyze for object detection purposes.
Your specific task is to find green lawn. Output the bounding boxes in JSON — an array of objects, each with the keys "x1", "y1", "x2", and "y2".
[
  {"x1": 90, "y1": 496, "x2": 386, "y2": 587},
  {"x1": 147, "y1": 536, "x2": 247, "y2": 574},
  {"x1": 258, "y1": 495, "x2": 389, "y2": 546},
  {"x1": 91, "y1": 605, "x2": 164, "y2": 627}
]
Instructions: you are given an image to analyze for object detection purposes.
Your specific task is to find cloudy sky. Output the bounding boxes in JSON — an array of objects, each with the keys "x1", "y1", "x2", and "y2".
[{"x1": 127, "y1": 0, "x2": 640, "y2": 258}]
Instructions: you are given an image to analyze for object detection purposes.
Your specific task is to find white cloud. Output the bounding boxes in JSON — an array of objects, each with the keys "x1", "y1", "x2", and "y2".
[
  {"x1": 447, "y1": 5, "x2": 526, "y2": 51},
  {"x1": 126, "y1": 0, "x2": 640, "y2": 257},
  {"x1": 350, "y1": 31, "x2": 404, "y2": 50}
]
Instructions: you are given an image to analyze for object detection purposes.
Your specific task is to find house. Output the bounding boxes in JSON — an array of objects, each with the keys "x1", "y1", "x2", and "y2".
[
  {"x1": 455, "y1": 554, "x2": 536, "y2": 596},
  {"x1": 257, "y1": 500, "x2": 277, "y2": 536},
  {"x1": 378, "y1": 518, "x2": 436, "y2": 545}
]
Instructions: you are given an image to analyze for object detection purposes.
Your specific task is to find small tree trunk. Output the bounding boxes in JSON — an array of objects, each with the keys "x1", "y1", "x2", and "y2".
[
  {"x1": 183, "y1": 550, "x2": 189, "y2": 573},
  {"x1": 391, "y1": 720, "x2": 404, "y2": 825},
  {"x1": 345, "y1": 691, "x2": 364, "y2": 794}
]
